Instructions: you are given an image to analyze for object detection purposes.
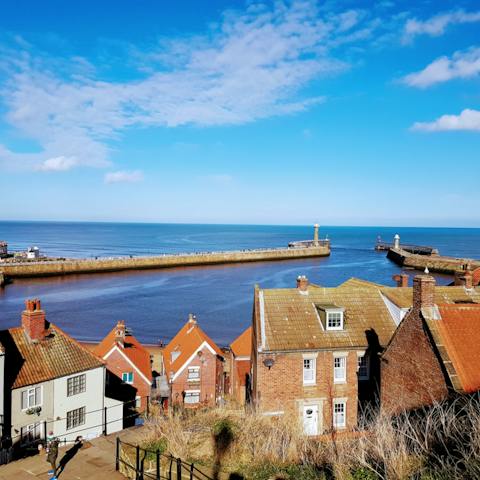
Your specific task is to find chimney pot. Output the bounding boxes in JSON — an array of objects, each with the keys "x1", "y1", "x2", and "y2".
[
  {"x1": 413, "y1": 274, "x2": 436, "y2": 311},
  {"x1": 393, "y1": 273, "x2": 409, "y2": 288},
  {"x1": 455, "y1": 269, "x2": 473, "y2": 289},
  {"x1": 115, "y1": 320, "x2": 126, "y2": 346},
  {"x1": 296, "y1": 275, "x2": 309, "y2": 291}
]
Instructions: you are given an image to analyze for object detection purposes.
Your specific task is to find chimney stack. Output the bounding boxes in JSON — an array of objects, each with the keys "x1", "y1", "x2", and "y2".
[
  {"x1": 22, "y1": 298, "x2": 48, "y2": 342},
  {"x1": 393, "y1": 273, "x2": 409, "y2": 288},
  {"x1": 296, "y1": 275, "x2": 309, "y2": 292},
  {"x1": 454, "y1": 265, "x2": 473, "y2": 289},
  {"x1": 413, "y1": 274, "x2": 436, "y2": 311},
  {"x1": 115, "y1": 320, "x2": 126, "y2": 347}
]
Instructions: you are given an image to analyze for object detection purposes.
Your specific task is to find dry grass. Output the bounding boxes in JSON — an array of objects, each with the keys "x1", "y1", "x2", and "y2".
[{"x1": 138, "y1": 395, "x2": 480, "y2": 480}]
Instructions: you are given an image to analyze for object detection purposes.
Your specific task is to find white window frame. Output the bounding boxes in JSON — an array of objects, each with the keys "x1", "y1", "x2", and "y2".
[
  {"x1": 333, "y1": 399, "x2": 347, "y2": 429},
  {"x1": 333, "y1": 355, "x2": 347, "y2": 384},
  {"x1": 66, "y1": 406, "x2": 86, "y2": 430},
  {"x1": 67, "y1": 373, "x2": 86, "y2": 397},
  {"x1": 122, "y1": 372, "x2": 134, "y2": 384},
  {"x1": 357, "y1": 353, "x2": 370, "y2": 380},
  {"x1": 326, "y1": 310, "x2": 344, "y2": 330},
  {"x1": 187, "y1": 366, "x2": 200, "y2": 382},
  {"x1": 303, "y1": 358, "x2": 316, "y2": 386},
  {"x1": 21, "y1": 386, "x2": 42, "y2": 410},
  {"x1": 21, "y1": 422, "x2": 41, "y2": 444},
  {"x1": 135, "y1": 396, "x2": 141, "y2": 408},
  {"x1": 184, "y1": 390, "x2": 200, "y2": 404}
]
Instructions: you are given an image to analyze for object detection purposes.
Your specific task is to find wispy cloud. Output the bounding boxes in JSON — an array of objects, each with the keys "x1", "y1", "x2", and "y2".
[
  {"x1": 36, "y1": 156, "x2": 78, "y2": 172},
  {"x1": 0, "y1": 1, "x2": 383, "y2": 172},
  {"x1": 412, "y1": 109, "x2": 480, "y2": 132},
  {"x1": 403, "y1": 9, "x2": 480, "y2": 44},
  {"x1": 402, "y1": 47, "x2": 480, "y2": 88},
  {"x1": 104, "y1": 170, "x2": 144, "y2": 184}
]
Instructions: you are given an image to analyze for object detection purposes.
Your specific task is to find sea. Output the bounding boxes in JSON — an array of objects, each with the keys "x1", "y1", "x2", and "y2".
[{"x1": 0, "y1": 221, "x2": 479, "y2": 346}]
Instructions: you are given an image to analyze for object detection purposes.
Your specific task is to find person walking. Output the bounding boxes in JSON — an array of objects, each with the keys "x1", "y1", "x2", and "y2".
[{"x1": 46, "y1": 436, "x2": 59, "y2": 477}]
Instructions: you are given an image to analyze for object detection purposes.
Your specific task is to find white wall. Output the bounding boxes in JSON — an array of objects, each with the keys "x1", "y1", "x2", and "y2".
[
  {"x1": 11, "y1": 380, "x2": 54, "y2": 444},
  {"x1": 53, "y1": 366, "x2": 105, "y2": 441},
  {"x1": 104, "y1": 396, "x2": 123, "y2": 434}
]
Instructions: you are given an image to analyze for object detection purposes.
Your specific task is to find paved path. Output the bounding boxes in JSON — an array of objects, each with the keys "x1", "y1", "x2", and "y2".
[{"x1": 0, "y1": 427, "x2": 143, "y2": 480}]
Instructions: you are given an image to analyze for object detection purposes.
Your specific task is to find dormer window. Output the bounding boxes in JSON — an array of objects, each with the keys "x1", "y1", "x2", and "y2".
[
  {"x1": 315, "y1": 305, "x2": 345, "y2": 331},
  {"x1": 327, "y1": 311, "x2": 343, "y2": 330}
]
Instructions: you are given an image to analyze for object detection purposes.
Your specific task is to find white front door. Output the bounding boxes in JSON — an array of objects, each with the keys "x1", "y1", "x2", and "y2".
[{"x1": 303, "y1": 404, "x2": 319, "y2": 436}]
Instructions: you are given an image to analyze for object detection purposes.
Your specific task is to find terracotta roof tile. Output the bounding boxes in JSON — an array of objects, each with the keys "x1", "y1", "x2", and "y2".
[
  {"x1": 435, "y1": 304, "x2": 480, "y2": 393},
  {"x1": 0, "y1": 324, "x2": 104, "y2": 389},
  {"x1": 93, "y1": 325, "x2": 152, "y2": 382},
  {"x1": 473, "y1": 267, "x2": 480, "y2": 286},
  {"x1": 162, "y1": 318, "x2": 222, "y2": 380},
  {"x1": 230, "y1": 327, "x2": 252, "y2": 357}
]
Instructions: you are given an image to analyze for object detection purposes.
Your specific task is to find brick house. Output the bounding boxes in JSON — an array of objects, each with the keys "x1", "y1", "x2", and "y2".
[
  {"x1": 229, "y1": 326, "x2": 252, "y2": 405},
  {"x1": 251, "y1": 276, "x2": 399, "y2": 435},
  {"x1": 162, "y1": 314, "x2": 224, "y2": 408},
  {"x1": 0, "y1": 299, "x2": 123, "y2": 448},
  {"x1": 93, "y1": 320, "x2": 152, "y2": 412},
  {"x1": 381, "y1": 273, "x2": 480, "y2": 414}
]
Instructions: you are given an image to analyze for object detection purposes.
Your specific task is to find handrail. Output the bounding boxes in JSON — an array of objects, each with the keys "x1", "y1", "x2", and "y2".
[{"x1": 116, "y1": 438, "x2": 213, "y2": 480}]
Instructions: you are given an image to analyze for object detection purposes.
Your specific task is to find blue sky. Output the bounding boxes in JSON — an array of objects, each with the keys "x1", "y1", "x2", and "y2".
[{"x1": 0, "y1": 0, "x2": 479, "y2": 226}]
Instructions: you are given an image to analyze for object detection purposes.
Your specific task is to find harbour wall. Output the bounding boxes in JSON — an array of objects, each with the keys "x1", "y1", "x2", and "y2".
[
  {"x1": 387, "y1": 248, "x2": 480, "y2": 274},
  {"x1": 0, "y1": 245, "x2": 330, "y2": 279}
]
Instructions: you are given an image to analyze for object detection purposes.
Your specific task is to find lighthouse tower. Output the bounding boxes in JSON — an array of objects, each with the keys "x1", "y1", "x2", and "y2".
[{"x1": 313, "y1": 224, "x2": 319, "y2": 247}]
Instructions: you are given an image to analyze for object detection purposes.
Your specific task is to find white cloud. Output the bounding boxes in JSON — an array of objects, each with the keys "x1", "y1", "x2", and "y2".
[
  {"x1": 403, "y1": 9, "x2": 480, "y2": 43},
  {"x1": 402, "y1": 47, "x2": 480, "y2": 87},
  {"x1": 0, "y1": 1, "x2": 381, "y2": 172},
  {"x1": 104, "y1": 170, "x2": 144, "y2": 184},
  {"x1": 36, "y1": 156, "x2": 78, "y2": 172},
  {"x1": 412, "y1": 109, "x2": 480, "y2": 132}
]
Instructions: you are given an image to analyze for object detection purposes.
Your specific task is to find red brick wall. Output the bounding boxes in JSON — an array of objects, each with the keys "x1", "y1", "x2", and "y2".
[
  {"x1": 231, "y1": 358, "x2": 250, "y2": 405},
  {"x1": 104, "y1": 348, "x2": 151, "y2": 411},
  {"x1": 381, "y1": 308, "x2": 448, "y2": 414},
  {"x1": 254, "y1": 350, "x2": 359, "y2": 431},
  {"x1": 171, "y1": 344, "x2": 223, "y2": 407}
]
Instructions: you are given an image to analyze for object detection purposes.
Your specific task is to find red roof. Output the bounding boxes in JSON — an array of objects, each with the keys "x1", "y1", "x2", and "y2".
[
  {"x1": 162, "y1": 317, "x2": 222, "y2": 380},
  {"x1": 437, "y1": 304, "x2": 480, "y2": 393},
  {"x1": 94, "y1": 324, "x2": 152, "y2": 382},
  {"x1": 230, "y1": 326, "x2": 252, "y2": 358},
  {"x1": 473, "y1": 267, "x2": 480, "y2": 286},
  {"x1": 0, "y1": 323, "x2": 104, "y2": 389}
]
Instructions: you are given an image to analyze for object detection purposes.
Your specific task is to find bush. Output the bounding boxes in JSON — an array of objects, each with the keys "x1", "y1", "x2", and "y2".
[
  {"x1": 349, "y1": 467, "x2": 379, "y2": 480},
  {"x1": 140, "y1": 394, "x2": 480, "y2": 480},
  {"x1": 240, "y1": 462, "x2": 325, "y2": 480}
]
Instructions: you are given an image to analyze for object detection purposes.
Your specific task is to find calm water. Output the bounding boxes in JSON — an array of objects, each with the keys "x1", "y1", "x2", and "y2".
[{"x1": 1, "y1": 222, "x2": 479, "y2": 345}]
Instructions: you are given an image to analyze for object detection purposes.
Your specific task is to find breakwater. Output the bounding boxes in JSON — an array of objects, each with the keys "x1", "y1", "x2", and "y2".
[
  {"x1": 0, "y1": 243, "x2": 330, "y2": 279},
  {"x1": 387, "y1": 248, "x2": 480, "y2": 274}
]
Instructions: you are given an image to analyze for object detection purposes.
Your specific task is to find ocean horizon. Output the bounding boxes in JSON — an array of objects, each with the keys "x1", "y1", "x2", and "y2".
[{"x1": 1, "y1": 221, "x2": 479, "y2": 345}]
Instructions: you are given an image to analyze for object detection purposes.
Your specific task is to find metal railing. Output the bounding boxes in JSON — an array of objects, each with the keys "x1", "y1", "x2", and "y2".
[{"x1": 116, "y1": 438, "x2": 213, "y2": 480}]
